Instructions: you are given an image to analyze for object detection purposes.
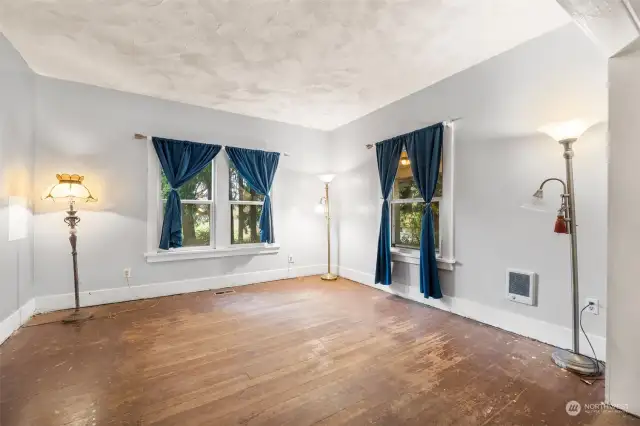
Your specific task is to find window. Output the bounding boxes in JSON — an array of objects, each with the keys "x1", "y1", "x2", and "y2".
[
  {"x1": 160, "y1": 162, "x2": 214, "y2": 247},
  {"x1": 229, "y1": 162, "x2": 264, "y2": 244},
  {"x1": 146, "y1": 143, "x2": 280, "y2": 262},
  {"x1": 391, "y1": 150, "x2": 444, "y2": 253}
]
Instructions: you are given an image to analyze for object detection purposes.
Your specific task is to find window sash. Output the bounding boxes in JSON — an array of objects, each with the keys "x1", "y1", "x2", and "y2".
[
  {"x1": 229, "y1": 201, "x2": 264, "y2": 245},
  {"x1": 390, "y1": 197, "x2": 441, "y2": 204},
  {"x1": 391, "y1": 147, "x2": 445, "y2": 255},
  {"x1": 228, "y1": 165, "x2": 265, "y2": 244},
  {"x1": 162, "y1": 199, "x2": 214, "y2": 204},
  {"x1": 390, "y1": 198, "x2": 441, "y2": 254},
  {"x1": 229, "y1": 200, "x2": 263, "y2": 206},
  {"x1": 157, "y1": 201, "x2": 214, "y2": 249},
  {"x1": 158, "y1": 160, "x2": 216, "y2": 250}
]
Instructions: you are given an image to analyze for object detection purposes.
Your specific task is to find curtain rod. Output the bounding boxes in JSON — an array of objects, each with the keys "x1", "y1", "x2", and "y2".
[
  {"x1": 364, "y1": 117, "x2": 462, "y2": 150},
  {"x1": 134, "y1": 133, "x2": 290, "y2": 157}
]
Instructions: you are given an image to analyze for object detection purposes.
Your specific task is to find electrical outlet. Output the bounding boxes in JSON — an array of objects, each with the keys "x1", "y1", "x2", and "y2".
[
  {"x1": 585, "y1": 298, "x2": 599, "y2": 315},
  {"x1": 124, "y1": 268, "x2": 132, "y2": 278},
  {"x1": 288, "y1": 255, "x2": 294, "y2": 263}
]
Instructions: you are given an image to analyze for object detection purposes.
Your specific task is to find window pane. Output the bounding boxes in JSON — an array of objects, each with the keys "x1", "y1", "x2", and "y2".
[
  {"x1": 393, "y1": 151, "x2": 421, "y2": 199},
  {"x1": 392, "y1": 150, "x2": 444, "y2": 199},
  {"x1": 231, "y1": 204, "x2": 262, "y2": 244},
  {"x1": 391, "y1": 201, "x2": 440, "y2": 252},
  {"x1": 161, "y1": 162, "x2": 212, "y2": 201},
  {"x1": 162, "y1": 202, "x2": 211, "y2": 247},
  {"x1": 432, "y1": 201, "x2": 440, "y2": 252},
  {"x1": 229, "y1": 163, "x2": 265, "y2": 202}
]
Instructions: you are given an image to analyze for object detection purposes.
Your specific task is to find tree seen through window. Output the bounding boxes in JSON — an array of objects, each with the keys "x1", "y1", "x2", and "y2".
[
  {"x1": 161, "y1": 162, "x2": 212, "y2": 247},
  {"x1": 391, "y1": 150, "x2": 442, "y2": 251}
]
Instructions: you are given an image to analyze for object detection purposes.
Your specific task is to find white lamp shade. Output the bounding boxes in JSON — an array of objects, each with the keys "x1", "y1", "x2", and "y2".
[
  {"x1": 317, "y1": 174, "x2": 336, "y2": 183},
  {"x1": 521, "y1": 196, "x2": 552, "y2": 213},
  {"x1": 538, "y1": 119, "x2": 594, "y2": 142}
]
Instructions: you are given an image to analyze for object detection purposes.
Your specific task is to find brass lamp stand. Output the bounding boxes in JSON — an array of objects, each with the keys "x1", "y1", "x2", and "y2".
[
  {"x1": 43, "y1": 174, "x2": 97, "y2": 323},
  {"x1": 61, "y1": 200, "x2": 93, "y2": 323},
  {"x1": 317, "y1": 174, "x2": 337, "y2": 281}
]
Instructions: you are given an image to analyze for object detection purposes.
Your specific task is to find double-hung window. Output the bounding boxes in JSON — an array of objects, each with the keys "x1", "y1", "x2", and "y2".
[
  {"x1": 229, "y1": 162, "x2": 264, "y2": 245},
  {"x1": 160, "y1": 161, "x2": 214, "y2": 248},
  {"x1": 390, "y1": 123, "x2": 455, "y2": 266},
  {"x1": 391, "y1": 150, "x2": 443, "y2": 253},
  {"x1": 146, "y1": 142, "x2": 280, "y2": 262}
]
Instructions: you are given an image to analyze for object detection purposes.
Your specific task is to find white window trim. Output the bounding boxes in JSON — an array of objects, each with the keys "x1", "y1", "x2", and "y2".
[
  {"x1": 145, "y1": 141, "x2": 279, "y2": 263},
  {"x1": 390, "y1": 122, "x2": 456, "y2": 270},
  {"x1": 145, "y1": 244, "x2": 281, "y2": 263}
]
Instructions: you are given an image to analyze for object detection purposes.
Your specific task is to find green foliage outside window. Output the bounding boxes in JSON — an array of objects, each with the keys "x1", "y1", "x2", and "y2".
[
  {"x1": 229, "y1": 162, "x2": 264, "y2": 244},
  {"x1": 161, "y1": 163, "x2": 212, "y2": 247},
  {"x1": 392, "y1": 154, "x2": 442, "y2": 251}
]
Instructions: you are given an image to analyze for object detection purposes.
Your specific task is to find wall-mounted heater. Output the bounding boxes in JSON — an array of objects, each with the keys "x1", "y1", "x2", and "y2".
[{"x1": 506, "y1": 269, "x2": 537, "y2": 306}]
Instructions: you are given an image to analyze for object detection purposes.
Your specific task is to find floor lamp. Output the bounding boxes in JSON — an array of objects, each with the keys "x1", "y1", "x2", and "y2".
[
  {"x1": 43, "y1": 174, "x2": 97, "y2": 323},
  {"x1": 533, "y1": 119, "x2": 603, "y2": 376},
  {"x1": 317, "y1": 174, "x2": 337, "y2": 281}
]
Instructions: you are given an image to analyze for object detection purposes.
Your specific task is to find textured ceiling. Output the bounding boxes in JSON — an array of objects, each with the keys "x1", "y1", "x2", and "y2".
[
  {"x1": 0, "y1": 0, "x2": 571, "y2": 130},
  {"x1": 557, "y1": 0, "x2": 639, "y2": 55}
]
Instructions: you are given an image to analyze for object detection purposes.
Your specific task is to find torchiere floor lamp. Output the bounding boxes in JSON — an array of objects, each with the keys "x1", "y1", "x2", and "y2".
[
  {"x1": 317, "y1": 174, "x2": 338, "y2": 281},
  {"x1": 43, "y1": 173, "x2": 97, "y2": 323},
  {"x1": 534, "y1": 119, "x2": 603, "y2": 376}
]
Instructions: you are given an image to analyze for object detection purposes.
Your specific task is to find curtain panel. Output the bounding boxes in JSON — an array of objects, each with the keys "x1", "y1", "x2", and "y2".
[
  {"x1": 405, "y1": 123, "x2": 444, "y2": 299},
  {"x1": 225, "y1": 146, "x2": 280, "y2": 244},
  {"x1": 374, "y1": 138, "x2": 404, "y2": 285},
  {"x1": 373, "y1": 123, "x2": 444, "y2": 298},
  {"x1": 152, "y1": 137, "x2": 222, "y2": 250}
]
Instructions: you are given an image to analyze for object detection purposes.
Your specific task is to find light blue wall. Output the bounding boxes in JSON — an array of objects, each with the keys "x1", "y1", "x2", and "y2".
[
  {"x1": 32, "y1": 77, "x2": 331, "y2": 297},
  {"x1": 330, "y1": 25, "x2": 609, "y2": 346},
  {"x1": 0, "y1": 33, "x2": 35, "y2": 321}
]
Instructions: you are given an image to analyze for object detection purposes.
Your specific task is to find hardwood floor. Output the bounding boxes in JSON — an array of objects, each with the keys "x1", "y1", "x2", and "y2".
[{"x1": 1, "y1": 276, "x2": 637, "y2": 425}]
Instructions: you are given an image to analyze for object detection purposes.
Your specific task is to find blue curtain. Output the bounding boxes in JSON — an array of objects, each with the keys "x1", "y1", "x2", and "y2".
[
  {"x1": 405, "y1": 123, "x2": 444, "y2": 298},
  {"x1": 225, "y1": 146, "x2": 280, "y2": 243},
  {"x1": 374, "y1": 137, "x2": 404, "y2": 285},
  {"x1": 153, "y1": 137, "x2": 222, "y2": 249}
]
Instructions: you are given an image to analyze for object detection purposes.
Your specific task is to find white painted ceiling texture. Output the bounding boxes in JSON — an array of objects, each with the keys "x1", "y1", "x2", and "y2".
[{"x1": 0, "y1": 0, "x2": 571, "y2": 130}]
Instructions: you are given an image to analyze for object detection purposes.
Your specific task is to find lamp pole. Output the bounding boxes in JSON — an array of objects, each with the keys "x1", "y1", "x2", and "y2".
[
  {"x1": 62, "y1": 200, "x2": 93, "y2": 323},
  {"x1": 538, "y1": 138, "x2": 602, "y2": 375},
  {"x1": 320, "y1": 181, "x2": 337, "y2": 281},
  {"x1": 562, "y1": 138, "x2": 580, "y2": 354}
]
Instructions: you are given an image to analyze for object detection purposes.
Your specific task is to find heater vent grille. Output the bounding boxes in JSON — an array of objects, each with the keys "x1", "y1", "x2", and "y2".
[{"x1": 506, "y1": 269, "x2": 536, "y2": 306}]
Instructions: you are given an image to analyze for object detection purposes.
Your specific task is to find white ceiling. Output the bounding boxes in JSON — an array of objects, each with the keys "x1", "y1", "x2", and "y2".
[
  {"x1": 557, "y1": 0, "x2": 639, "y2": 56},
  {"x1": 0, "y1": 0, "x2": 571, "y2": 130}
]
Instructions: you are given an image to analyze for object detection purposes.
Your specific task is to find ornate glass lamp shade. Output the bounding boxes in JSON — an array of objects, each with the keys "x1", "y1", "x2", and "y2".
[{"x1": 43, "y1": 174, "x2": 97, "y2": 202}]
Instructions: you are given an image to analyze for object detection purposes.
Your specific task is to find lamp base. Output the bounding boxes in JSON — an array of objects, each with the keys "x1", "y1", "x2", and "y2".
[
  {"x1": 62, "y1": 310, "x2": 94, "y2": 324},
  {"x1": 320, "y1": 273, "x2": 338, "y2": 281},
  {"x1": 551, "y1": 349, "x2": 604, "y2": 376}
]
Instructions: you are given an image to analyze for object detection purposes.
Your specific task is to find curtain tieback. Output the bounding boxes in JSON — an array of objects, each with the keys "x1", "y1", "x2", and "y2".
[{"x1": 170, "y1": 187, "x2": 179, "y2": 192}]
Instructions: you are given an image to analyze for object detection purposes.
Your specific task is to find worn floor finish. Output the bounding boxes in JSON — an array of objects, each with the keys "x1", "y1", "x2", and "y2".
[{"x1": 0, "y1": 277, "x2": 637, "y2": 425}]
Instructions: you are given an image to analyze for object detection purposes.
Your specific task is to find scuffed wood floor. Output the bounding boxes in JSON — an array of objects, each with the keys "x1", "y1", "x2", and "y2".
[{"x1": 1, "y1": 277, "x2": 638, "y2": 425}]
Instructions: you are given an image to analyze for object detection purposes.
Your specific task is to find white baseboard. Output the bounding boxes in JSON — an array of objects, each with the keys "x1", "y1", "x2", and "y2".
[
  {"x1": 0, "y1": 298, "x2": 35, "y2": 345},
  {"x1": 339, "y1": 266, "x2": 607, "y2": 362},
  {"x1": 35, "y1": 264, "x2": 327, "y2": 314}
]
